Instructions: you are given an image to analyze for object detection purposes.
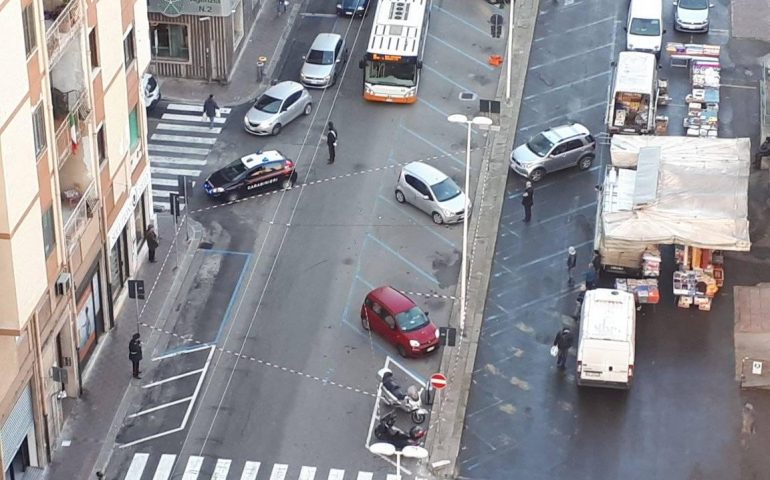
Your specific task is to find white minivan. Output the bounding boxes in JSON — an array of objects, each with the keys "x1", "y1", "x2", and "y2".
[
  {"x1": 626, "y1": 0, "x2": 665, "y2": 56},
  {"x1": 576, "y1": 289, "x2": 636, "y2": 389}
]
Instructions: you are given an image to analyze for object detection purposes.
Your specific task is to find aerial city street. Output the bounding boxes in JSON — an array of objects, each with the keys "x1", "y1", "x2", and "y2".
[{"x1": 7, "y1": 0, "x2": 770, "y2": 479}]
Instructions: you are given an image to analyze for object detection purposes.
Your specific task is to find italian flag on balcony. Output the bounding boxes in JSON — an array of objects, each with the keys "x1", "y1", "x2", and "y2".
[{"x1": 69, "y1": 114, "x2": 78, "y2": 154}]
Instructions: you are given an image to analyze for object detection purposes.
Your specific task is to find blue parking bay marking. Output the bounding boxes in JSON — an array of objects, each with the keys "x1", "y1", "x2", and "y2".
[
  {"x1": 427, "y1": 34, "x2": 494, "y2": 71},
  {"x1": 398, "y1": 125, "x2": 464, "y2": 168},
  {"x1": 366, "y1": 233, "x2": 441, "y2": 287},
  {"x1": 432, "y1": 4, "x2": 489, "y2": 36},
  {"x1": 377, "y1": 194, "x2": 458, "y2": 249},
  {"x1": 423, "y1": 65, "x2": 478, "y2": 97}
]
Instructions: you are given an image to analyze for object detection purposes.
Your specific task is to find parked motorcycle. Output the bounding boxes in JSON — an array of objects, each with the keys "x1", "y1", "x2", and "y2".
[
  {"x1": 378, "y1": 367, "x2": 428, "y2": 424},
  {"x1": 373, "y1": 410, "x2": 426, "y2": 449}
]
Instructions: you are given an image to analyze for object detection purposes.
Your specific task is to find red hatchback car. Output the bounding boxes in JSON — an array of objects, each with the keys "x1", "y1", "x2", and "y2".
[{"x1": 360, "y1": 286, "x2": 440, "y2": 357}]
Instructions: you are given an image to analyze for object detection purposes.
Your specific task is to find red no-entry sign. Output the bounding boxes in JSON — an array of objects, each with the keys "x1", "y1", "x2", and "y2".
[{"x1": 430, "y1": 373, "x2": 448, "y2": 390}]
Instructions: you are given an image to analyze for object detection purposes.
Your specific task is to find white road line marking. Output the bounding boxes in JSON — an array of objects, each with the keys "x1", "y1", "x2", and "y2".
[
  {"x1": 298, "y1": 466, "x2": 317, "y2": 480},
  {"x1": 158, "y1": 123, "x2": 223, "y2": 134},
  {"x1": 166, "y1": 103, "x2": 232, "y2": 115},
  {"x1": 386, "y1": 475, "x2": 400, "y2": 480},
  {"x1": 127, "y1": 396, "x2": 193, "y2": 418},
  {"x1": 149, "y1": 144, "x2": 211, "y2": 156},
  {"x1": 240, "y1": 461, "x2": 260, "y2": 480},
  {"x1": 150, "y1": 156, "x2": 208, "y2": 166},
  {"x1": 152, "y1": 178, "x2": 182, "y2": 187},
  {"x1": 269, "y1": 463, "x2": 289, "y2": 480},
  {"x1": 161, "y1": 113, "x2": 227, "y2": 124},
  {"x1": 151, "y1": 166, "x2": 202, "y2": 177},
  {"x1": 300, "y1": 12, "x2": 338, "y2": 17},
  {"x1": 182, "y1": 455, "x2": 204, "y2": 480},
  {"x1": 212, "y1": 458, "x2": 232, "y2": 479},
  {"x1": 124, "y1": 453, "x2": 149, "y2": 480},
  {"x1": 151, "y1": 133, "x2": 218, "y2": 144},
  {"x1": 329, "y1": 469, "x2": 347, "y2": 480},
  {"x1": 528, "y1": 42, "x2": 613, "y2": 70},
  {"x1": 722, "y1": 83, "x2": 757, "y2": 90},
  {"x1": 142, "y1": 368, "x2": 205, "y2": 388},
  {"x1": 152, "y1": 454, "x2": 177, "y2": 480}
]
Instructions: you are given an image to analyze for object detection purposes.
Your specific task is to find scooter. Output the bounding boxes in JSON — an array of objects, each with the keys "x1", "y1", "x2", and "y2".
[
  {"x1": 373, "y1": 410, "x2": 426, "y2": 449},
  {"x1": 378, "y1": 367, "x2": 428, "y2": 424}
]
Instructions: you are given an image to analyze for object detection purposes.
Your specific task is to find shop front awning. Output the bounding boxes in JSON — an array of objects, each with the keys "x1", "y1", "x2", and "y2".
[{"x1": 602, "y1": 136, "x2": 751, "y2": 252}]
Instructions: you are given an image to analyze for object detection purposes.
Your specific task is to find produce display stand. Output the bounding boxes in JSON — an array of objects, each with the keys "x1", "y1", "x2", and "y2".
[
  {"x1": 665, "y1": 43, "x2": 721, "y2": 138},
  {"x1": 673, "y1": 245, "x2": 724, "y2": 311}
]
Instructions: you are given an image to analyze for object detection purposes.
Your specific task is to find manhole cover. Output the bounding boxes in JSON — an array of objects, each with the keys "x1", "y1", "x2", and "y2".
[
  {"x1": 459, "y1": 92, "x2": 477, "y2": 101},
  {"x1": 198, "y1": 242, "x2": 214, "y2": 250}
]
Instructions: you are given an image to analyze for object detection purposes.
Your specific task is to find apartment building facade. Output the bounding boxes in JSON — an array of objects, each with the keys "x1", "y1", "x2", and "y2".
[{"x1": 0, "y1": 0, "x2": 153, "y2": 476}]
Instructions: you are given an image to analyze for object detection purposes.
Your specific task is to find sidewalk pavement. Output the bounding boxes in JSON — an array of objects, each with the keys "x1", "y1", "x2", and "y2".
[
  {"x1": 422, "y1": 1, "x2": 538, "y2": 478},
  {"x1": 42, "y1": 215, "x2": 202, "y2": 480},
  {"x1": 158, "y1": 2, "x2": 302, "y2": 107}
]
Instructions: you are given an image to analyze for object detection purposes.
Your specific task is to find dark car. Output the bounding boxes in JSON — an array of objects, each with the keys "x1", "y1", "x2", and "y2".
[
  {"x1": 336, "y1": 0, "x2": 370, "y2": 17},
  {"x1": 360, "y1": 286, "x2": 439, "y2": 357},
  {"x1": 203, "y1": 150, "x2": 297, "y2": 201}
]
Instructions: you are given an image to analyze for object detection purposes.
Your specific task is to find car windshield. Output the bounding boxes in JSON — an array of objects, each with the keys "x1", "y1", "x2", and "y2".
[
  {"x1": 629, "y1": 18, "x2": 661, "y2": 36},
  {"x1": 679, "y1": 0, "x2": 708, "y2": 8},
  {"x1": 431, "y1": 178, "x2": 462, "y2": 202},
  {"x1": 254, "y1": 94, "x2": 282, "y2": 114},
  {"x1": 219, "y1": 160, "x2": 248, "y2": 182},
  {"x1": 365, "y1": 60, "x2": 416, "y2": 87},
  {"x1": 306, "y1": 49, "x2": 334, "y2": 65},
  {"x1": 526, "y1": 133, "x2": 555, "y2": 157},
  {"x1": 395, "y1": 307, "x2": 429, "y2": 332}
]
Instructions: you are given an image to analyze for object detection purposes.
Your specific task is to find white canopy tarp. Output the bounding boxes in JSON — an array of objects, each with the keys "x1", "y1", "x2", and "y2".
[{"x1": 601, "y1": 136, "x2": 751, "y2": 252}]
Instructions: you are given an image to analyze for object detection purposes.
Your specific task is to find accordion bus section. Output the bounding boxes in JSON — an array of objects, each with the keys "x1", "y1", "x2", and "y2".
[{"x1": 358, "y1": 0, "x2": 431, "y2": 104}]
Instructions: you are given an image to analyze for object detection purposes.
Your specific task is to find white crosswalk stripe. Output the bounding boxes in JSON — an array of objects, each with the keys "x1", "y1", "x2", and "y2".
[
  {"x1": 124, "y1": 453, "x2": 386, "y2": 480},
  {"x1": 148, "y1": 102, "x2": 231, "y2": 212}
]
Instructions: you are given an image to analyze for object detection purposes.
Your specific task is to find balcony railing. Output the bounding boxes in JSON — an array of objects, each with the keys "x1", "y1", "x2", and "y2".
[
  {"x1": 63, "y1": 181, "x2": 99, "y2": 254},
  {"x1": 53, "y1": 88, "x2": 91, "y2": 167},
  {"x1": 45, "y1": 0, "x2": 83, "y2": 67}
]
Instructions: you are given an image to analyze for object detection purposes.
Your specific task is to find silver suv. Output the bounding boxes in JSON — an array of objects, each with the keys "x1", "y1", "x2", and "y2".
[
  {"x1": 395, "y1": 162, "x2": 469, "y2": 225},
  {"x1": 510, "y1": 123, "x2": 595, "y2": 182},
  {"x1": 300, "y1": 33, "x2": 348, "y2": 88}
]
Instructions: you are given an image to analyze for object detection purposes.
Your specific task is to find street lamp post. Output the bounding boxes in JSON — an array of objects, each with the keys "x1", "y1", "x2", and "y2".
[
  {"x1": 368, "y1": 442, "x2": 429, "y2": 480},
  {"x1": 446, "y1": 114, "x2": 493, "y2": 340}
]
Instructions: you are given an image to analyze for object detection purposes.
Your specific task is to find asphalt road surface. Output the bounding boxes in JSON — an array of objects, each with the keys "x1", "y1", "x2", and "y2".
[
  {"x1": 458, "y1": 1, "x2": 770, "y2": 479},
  {"x1": 107, "y1": 0, "x2": 504, "y2": 478}
]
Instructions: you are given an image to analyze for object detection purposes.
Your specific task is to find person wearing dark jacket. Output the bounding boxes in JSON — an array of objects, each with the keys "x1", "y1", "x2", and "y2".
[
  {"x1": 129, "y1": 333, "x2": 143, "y2": 378},
  {"x1": 326, "y1": 121, "x2": 338, "y2": 164},
  {"x1": 521, "y1": 191, "x2": 533, "y2": 222},
  {"x1": 553, "y1": 327, "x2": 573, "y2": 369},
  {"x1": 203, "y1": 94, "x2": 219, "y2": 129},
  {"x1": 525, "y1": 181, "x2": 534, "y2": 200},
  {"x1": 145, "y1": 224, "x2": 159, "y2": 262},
  {"x1": 567, "y1": 246, "x2": 577, "y2": 284},
  {"x1": 756, "y1": 136, "x2": 770, "y2": 169}
]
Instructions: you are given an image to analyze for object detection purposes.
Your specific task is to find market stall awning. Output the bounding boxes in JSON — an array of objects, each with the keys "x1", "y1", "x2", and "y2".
[{"x1": 602, "y1": 136, "x2": 751, "y2": 252}]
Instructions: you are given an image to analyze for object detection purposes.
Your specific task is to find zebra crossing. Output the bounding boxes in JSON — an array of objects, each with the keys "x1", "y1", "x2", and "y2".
[
  {"x1": 123, "y1": 452, "x2": 403, "y2": 480},
  {"x1": 148, "y1": 103, "x2": 232, "y2": 212}
]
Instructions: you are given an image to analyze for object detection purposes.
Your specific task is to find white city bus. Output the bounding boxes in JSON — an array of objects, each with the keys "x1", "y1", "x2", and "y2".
[{"x1": 359, "y1": 0, "x2": 431, "y2": 104}]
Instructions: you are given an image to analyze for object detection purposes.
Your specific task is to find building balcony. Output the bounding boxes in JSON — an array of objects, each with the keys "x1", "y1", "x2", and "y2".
[
  {"x1": 62, "y1": 180, "x2": 99, "y2": 257},
  {"x1": 45, "y1": 0, "x2": 83, "y2": 67},
  {"x1": 52, "y1": 88, "x2": 91, "y2": 168}
]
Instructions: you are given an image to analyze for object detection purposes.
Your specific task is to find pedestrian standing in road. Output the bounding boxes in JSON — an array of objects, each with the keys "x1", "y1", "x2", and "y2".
[
  {"x1": 128, "y1": 333, "x2": 142, "y2": 379},
  {"x1": 521, "y1": 191, "x2": 533, "y2": 222},
  {"x1": 591, "y1": 249, "x2": 602, "y2": 273},
  {"x1": 145, "y1": 224, "x2": 159, "y2": 263},
  {"x1": 567, "y1": 246, "x2": 577, "y2": 284},
  {"x1": 525, "y1": 181, "x2": 534, "y2": 200},
  {"x1": 755, "y1": 136, "x2": 770, "y2": 169},
  {"x1": 585, "y1": 263, "x2": 598, "y2": 290},
  {"x1": 203, "y1": 94, "x2": 219, "y2": 129},
  {"x1": 553, "y1": 327, "x2": 573, "y2": 370},
  {"x1": 326, "y1": 121, "x2": 338, "y2": 164},
  {"x1": 572, "y1": 283, "x2": 587, "y2": 321}
]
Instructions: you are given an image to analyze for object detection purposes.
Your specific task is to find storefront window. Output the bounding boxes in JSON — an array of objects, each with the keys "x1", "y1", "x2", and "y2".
[
  {"x1": 109, "y1": 229, "x2": 128, "y2": 301},
  {"x1": 151, "y1": 24, "x2": 190, "y2": 61},
  {"x1": 134, "y1": 192, "x2": 146, "y2": 246}
]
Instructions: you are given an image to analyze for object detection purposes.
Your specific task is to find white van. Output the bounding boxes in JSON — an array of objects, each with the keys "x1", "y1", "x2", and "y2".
[
  {"x1": 576, "y1": 289, "x2": 636, "y2": 389},
  {"x1": 626, "y1": 0, "x2": 665, "y2": 56},
  {"x1": 606, "y1": 51, "x2": 658, "y2": 135}
]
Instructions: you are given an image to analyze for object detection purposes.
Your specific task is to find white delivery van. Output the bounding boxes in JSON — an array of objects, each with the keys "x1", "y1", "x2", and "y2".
[
  {"x1": 577, "y1": 288, "x2": 636, "y2": 389},
  {"x1": 626, "y1": 0, "x2": 664, "y2": 56},
  {"x1": 606, "y1": 51, "x2": 658, "y2": 135}
]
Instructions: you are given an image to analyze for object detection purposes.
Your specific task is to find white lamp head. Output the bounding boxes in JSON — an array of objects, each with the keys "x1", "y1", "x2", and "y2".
[
  {"x1": 369, "y1": 442, "x2": 397, "y2": 456},
  {"x1": 447, "y1": 114, "x2": 469, "y2": 124},
  {"x1": 471, "y1": 116, "x2": 493, "y2": 126},
  {"x1": 402, "y1": 445, "x2": 429, "y2": 459}
]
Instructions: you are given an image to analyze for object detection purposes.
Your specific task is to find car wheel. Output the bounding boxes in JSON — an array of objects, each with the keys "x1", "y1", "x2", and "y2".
[
  {"x1": 397, "y1": 345, "x2": 408, "y2": 357},
  {"x1": 395, "y1": 190, "x2": 406, "y2": 203},
  {"x1": 271, "y1": 124, "x2": 282, "y2": 136},
  {"x1": 361, "y1": 314, "x2": 370, "y2": 331},
  {"x1": 577, "y1": 155, "x2": 594, "y2": 170},
  {"x1": 303, "y1": 103, "x2": 312, "y2": 116},
  {"x1": 432, "y1": 212, "x2": 444, "y2": 225},
  {"x1": 529, "y1": 168, "x2": 546, "y2": 183},
  {"x1": 281, "y1": 176, "x2": 293, "y2": 190},
  {"x1": 225, "y1": 191, "x2": 238, "y2": 203}
]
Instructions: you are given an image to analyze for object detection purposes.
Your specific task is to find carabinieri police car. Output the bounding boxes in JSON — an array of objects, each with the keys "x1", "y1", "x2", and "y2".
[{"x1": 203, "y1": 150, "x2": 297, "y2": 201}]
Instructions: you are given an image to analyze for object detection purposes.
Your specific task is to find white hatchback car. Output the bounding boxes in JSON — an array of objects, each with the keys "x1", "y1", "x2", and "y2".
[
  {"x1": 395, "y1": 162, "x2": 469, "y2": 225},
  {"x1": 243, "y1": 81, "x2": 312, "y2": 136}
]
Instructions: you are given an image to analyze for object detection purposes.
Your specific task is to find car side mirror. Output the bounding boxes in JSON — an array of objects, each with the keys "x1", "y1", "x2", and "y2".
[
  {"x1": 336, "y1": 59, "x2": 341, "y2": 63},
  {"x1": 417, "y1": 60, "x2": 423, "y2": 69},
  {"x1": 662, "y1": 29, "x2": 667, "y2": 34},
  {"x1": 422, "y1": 194, "x2": 430, "y2": 200},
  {"x1": 623, "y1": 26, "x2": 627, "y2": 32},
  {"x1": 359, "y1": 59, "x2": 365, "y2": 69},
  {"x1": 709, "y1": 3, "x2": 714, "y2": 6},
  {"x1": 302, "y1": 55, "x2": 306, "y2": 60},
  {"x1": 672, "y1": 1, "x2": 677, "y2": 5},
  {"x1": 425, "y1": 311, "x2": 429, "y2": 317}
]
